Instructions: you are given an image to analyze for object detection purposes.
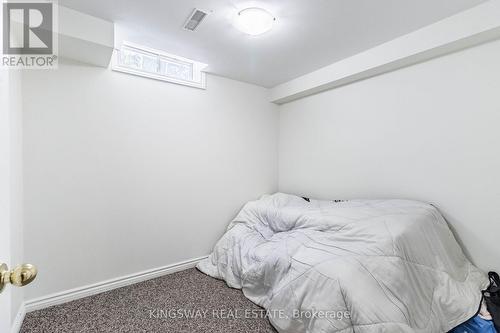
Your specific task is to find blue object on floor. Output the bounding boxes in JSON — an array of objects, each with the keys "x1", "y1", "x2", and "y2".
[{"x1": 450, "y1": 315, "x2": 497, "y2": 333}]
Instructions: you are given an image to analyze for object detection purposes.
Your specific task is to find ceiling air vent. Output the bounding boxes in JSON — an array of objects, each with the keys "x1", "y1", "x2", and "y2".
[{"x1": 184, "y1": 9, "x2": 208, "y2": 31}]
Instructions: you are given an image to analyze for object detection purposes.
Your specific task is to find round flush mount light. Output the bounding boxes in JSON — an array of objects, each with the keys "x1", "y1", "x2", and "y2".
[{"x1": 234, "y1": 8, "x2": 276, "y2": 36}]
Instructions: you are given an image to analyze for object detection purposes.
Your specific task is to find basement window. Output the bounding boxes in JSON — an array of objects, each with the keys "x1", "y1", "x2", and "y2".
[{"x1": 112, "y1": 42, "x2": 207, "y2": 89}]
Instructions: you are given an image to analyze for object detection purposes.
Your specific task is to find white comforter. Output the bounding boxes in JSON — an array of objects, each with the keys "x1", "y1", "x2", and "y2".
[{"x1": 198, "y1": 193, "x2": 488, "y2": 333}]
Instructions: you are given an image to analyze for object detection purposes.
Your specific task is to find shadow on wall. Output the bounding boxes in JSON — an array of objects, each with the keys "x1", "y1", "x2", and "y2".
[{"x1": 439, "y1": 207, "x2": 492, "y2": 271}]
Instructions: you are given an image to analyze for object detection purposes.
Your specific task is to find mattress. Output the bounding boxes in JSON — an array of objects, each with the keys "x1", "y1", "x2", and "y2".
[{"x1": 198, "y1": 193, "x2": 488, "y2": 333}]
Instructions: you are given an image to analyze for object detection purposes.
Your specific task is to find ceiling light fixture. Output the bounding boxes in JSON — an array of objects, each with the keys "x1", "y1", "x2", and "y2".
[{"x1": 234, "y1": 8, "x2": 275, "y2": 36}]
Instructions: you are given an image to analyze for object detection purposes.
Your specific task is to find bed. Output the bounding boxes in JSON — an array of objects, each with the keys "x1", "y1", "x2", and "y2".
[{"x1": 198, "y1": 193, "x2": 488, "y2": 333}]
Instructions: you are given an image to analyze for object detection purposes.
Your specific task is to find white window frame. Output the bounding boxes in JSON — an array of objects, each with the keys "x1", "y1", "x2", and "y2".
[{"x1": 112, "y1": 42, "x2": 208, "y2": 89}]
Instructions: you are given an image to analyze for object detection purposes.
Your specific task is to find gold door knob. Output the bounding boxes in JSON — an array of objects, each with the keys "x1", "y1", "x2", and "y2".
[{"x1": 0, "y1": 263, "x2": 38, "y2": 293}]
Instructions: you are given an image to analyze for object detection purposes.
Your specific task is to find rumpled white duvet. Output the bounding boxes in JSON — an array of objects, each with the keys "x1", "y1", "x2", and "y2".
[{"x1": 198, "y1": 193, "x2": 488, "y2": 333}]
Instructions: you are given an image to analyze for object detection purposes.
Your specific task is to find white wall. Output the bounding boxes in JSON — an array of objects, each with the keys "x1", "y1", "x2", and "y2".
[
  {"x1": 279, "y1": 39, "x2": 500, "y2": 273},
  {"x1": 20, "y1": 33, "x2": 500, "y2": 305},
  {"x1": 22, "y1": 60, "x2": 278, "y2": 299}
]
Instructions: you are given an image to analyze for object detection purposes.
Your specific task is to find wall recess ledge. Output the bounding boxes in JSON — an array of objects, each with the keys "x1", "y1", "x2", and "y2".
[
  {"x1": 58, "y1": 6, "x2": 115, "y2": 67},
  {"x1": 269, "y1": 0, "x2": 500, "y2": 105}
]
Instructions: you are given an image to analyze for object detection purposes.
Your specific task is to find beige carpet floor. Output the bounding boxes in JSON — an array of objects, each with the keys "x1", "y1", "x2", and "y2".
[{"x1": 21, "y1": 268, "x2": 277, "y2": 333}]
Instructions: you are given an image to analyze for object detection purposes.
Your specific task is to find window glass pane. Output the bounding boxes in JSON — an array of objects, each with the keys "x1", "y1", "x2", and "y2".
[
  {"x1": 159, "y1": 57, "x2": 193, "y2": 81},
  {"x1": 141, "y1": 55, "x2": 159, "y2": 74},
  {"x1": 113, "y1": 43, "x2": 206, "y2": 88},
  {"x1": 119, "y1": 47, "x2": 158, "y2": 74}
]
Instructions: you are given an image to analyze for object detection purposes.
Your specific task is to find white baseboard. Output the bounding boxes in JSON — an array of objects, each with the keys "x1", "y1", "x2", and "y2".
[
  {"x1": 11, "y1": 303, "x2": 26, "y2": 333},
  {"x1": 24, "y1": 255, "x2": 208, "y2": 313}
]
